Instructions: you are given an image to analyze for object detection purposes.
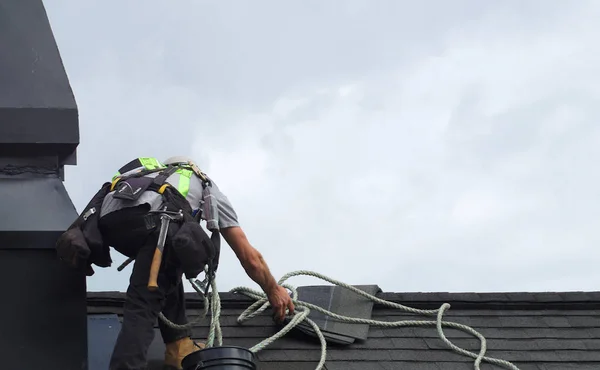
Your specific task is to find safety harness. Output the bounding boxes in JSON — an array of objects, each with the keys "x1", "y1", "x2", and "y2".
[
  {"x1": 109, "y1": 159, "x2": 208, "y2": 201},
  {"x1": 109, "y1": 158, "x2": 221, "y2": 295}
]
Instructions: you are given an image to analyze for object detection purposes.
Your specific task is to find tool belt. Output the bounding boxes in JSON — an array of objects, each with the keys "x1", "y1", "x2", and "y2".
[
  {"x1": 149, "y1": 184, "x2": 221, "y2": 285},
  {"x1": 56, "y1": 162, "x2": 221, "y2": 285}
]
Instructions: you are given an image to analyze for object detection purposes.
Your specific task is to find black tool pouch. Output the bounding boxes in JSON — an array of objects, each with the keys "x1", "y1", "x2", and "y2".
[
  {"x1": 56, "y1": 226, "x2": 91, "y2": 270},
  {"x1": 160, "y1": 185, "x2": 221, "y2": 281},
  {"x1": 171, "y1": 221, "x2": 216, "y2": 280},
  {"x1": 81, "y1": 185, "x2": 113, "y2": 268},
  {"x1": 55, "y1": 182, "x2": 113, "y2": 270}
]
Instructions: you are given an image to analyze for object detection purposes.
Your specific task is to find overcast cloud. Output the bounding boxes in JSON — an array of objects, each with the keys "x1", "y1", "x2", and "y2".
[{"x1": 46, "y1": 0, "x2": 600, "y2": 294}]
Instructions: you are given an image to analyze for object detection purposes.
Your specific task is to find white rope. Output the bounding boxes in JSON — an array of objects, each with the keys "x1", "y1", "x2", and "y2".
[
  {"x1": 158, "y1": 274, "x2": 224, "y2": 348},
  {"x1": 159, "y1": 270, "x2": 522, "y2": 370}
]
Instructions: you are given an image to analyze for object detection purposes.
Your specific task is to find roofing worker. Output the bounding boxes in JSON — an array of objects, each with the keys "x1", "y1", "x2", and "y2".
[{"x1": 56, "y1": 156, "x2": 294, "y2": 370}]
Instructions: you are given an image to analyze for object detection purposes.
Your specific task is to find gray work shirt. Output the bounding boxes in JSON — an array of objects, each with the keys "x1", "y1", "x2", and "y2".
[{"x1": 100, "y1": 170, "x2": 240, "y2": 230}]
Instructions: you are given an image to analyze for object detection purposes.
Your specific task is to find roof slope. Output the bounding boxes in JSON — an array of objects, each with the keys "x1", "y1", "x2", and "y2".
[{"x1": 87, "y1": 290, "x2": 600, "y2": 370}]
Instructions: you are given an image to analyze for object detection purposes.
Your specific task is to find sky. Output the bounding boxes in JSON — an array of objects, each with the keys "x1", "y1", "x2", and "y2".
[{"x1": 45, "y1": 0, "x2": 600, "y2": 294}]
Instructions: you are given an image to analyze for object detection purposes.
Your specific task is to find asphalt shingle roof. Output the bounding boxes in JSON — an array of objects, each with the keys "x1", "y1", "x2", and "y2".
[{"x1": 87, "y1": 289, "x2": 600, "y2": 370}]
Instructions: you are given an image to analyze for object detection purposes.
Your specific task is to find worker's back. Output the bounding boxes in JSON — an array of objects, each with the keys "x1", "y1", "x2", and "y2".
[{"x1": 100, "y1": 156, "x2": 239, "y2": 230}]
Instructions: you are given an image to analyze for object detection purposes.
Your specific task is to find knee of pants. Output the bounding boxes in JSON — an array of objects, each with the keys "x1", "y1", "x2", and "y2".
[{"x1": 124, "y1": 283, "x2": 165, "y2": 314}]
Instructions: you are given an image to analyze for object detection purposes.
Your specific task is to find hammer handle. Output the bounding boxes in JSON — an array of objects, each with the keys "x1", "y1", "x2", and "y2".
[{"x1": 147, "y1": 248, "x2": 163, "y2": 291}]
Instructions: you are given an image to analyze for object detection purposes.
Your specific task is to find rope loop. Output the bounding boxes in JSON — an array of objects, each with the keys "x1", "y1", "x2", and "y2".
[{"x1": 158, "y1": 270, "x2": 522, "y2": 370}]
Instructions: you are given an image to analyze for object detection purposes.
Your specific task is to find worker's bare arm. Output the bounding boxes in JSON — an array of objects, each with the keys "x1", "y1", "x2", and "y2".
[
  {"x1": 220, "y1": 226, "x2": 294, "y2": 322},
  {"x1": 220, "y1": 226, "x2": 278, "y2": 293}
]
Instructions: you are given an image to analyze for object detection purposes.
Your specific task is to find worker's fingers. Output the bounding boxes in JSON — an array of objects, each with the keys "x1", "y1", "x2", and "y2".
[
  {"x1": 268, "y1": 286, "x2": 295, "y2": 323},
  {"x1": 273, "y1": 307, "x2": 283, "y2": 323},
  {"x1": 285, "y1": 298, "x2": 294, "y2": 314},
  {"x1": 279, "y1": 304, "x2": 286, "y2": 322}
]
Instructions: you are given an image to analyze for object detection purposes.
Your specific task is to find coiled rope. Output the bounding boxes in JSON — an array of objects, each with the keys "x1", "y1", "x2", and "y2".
[{"x1": 159, "y1": 270, "x2": 522, "y2": 370}]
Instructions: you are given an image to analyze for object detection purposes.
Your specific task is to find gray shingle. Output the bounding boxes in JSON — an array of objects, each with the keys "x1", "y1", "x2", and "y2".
[
  {"x1": 256, "y1": 362, "x2": 322, "y2": 370},
  {"x1": 389, "y1": 338, "x2": 429, "y2": 349},
  {"x1": 541, "y1": 365, "x2": 600, "y2": 370},
  {"x1": 532, "y1": 293, "x2": 565, "y2": 303},
  {"x1": 567, "y1": 315, "x2": 600, "y2": 327},
  {"x1": 423, "y1": 338, "x2": 544, "y2": 351},
  {"x1": 585, "y1": 339, "x2": 600, "y2": 350},
  {"x1": 558, "y1": 292, "x2": 597, "y2": 302},
  {"x1": 541, "y1": 316, "x2": 572, "y2": 327},
  {"x1": 327, "y1": 362, "x2": 439, "y2": 370}
]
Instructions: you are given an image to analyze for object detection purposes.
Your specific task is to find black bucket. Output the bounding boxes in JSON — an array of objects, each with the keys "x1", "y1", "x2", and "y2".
[{"x1": 182, "y1": 346, "x2": 257, "y2": 370}]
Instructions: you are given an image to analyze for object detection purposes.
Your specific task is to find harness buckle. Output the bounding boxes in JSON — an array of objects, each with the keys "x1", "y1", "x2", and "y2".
[
  {"x1": 82, "y1": 207, "x2": 96, "y2": 221},
  {"x1": 190, "y1": 276, "x2": 208, "y2": 295}
]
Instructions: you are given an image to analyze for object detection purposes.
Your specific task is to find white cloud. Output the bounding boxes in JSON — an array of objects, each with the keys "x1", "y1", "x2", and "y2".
[
  {"x1": 181, "y1": 4, "x2": 600, "y2": 294},
  {"x1": 53, "y1": 0, "x2": 600, "y2": 294}
]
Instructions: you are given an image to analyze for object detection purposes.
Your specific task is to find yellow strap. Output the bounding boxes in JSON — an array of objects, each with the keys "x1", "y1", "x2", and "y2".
[
  {"x1": 110, "y1": 177, "x2": 120, "y2": 191},
  {"x1": 158, "y1": 184, "x2": 170, "y2": 194}
]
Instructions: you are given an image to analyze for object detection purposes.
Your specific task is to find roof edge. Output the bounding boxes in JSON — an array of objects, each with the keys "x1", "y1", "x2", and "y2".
[{"x1": 87, "y1": 290, "x2": 600, "y2": 310}]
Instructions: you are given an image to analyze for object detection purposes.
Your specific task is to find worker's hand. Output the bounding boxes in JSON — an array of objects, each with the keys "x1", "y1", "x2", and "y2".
[{"x1": 267, "y1": 285, "x2": 295, "y2": 324}]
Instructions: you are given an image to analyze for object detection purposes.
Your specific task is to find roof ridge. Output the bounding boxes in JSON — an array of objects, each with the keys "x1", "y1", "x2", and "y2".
[{"x1": 87, "y1": 290, "x2": 600, "y2": 310}]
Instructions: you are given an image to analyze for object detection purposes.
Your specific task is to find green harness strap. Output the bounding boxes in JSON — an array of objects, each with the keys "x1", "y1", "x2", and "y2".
[{"x1": 110, "y1": 157, "x2": 195, "y2": 198}]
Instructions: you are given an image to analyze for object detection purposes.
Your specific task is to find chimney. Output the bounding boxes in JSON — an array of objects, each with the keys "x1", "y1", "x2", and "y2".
[{"x1": 0, "y1": 1, "x2": 87, "y2": 369}]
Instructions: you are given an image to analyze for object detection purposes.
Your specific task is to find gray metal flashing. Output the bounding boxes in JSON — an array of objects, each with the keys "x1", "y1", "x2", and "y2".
[
  {"x1": 0, "y1": 0, "x2": 79, "y2": 165},
  {"x1": 0, "y1": 177, "x2": 78, "y2": 248}
]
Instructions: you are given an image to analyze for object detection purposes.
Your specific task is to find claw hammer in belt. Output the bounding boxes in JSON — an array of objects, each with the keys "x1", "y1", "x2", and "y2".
[{"x1": 147, "y1": 208, "x2": 184, "y2": 291}]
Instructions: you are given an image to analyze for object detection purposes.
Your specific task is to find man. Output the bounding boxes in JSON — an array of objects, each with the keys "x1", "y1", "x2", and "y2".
[{"x1": 60, "y1": 156, "x2": 294, "y2": 370}]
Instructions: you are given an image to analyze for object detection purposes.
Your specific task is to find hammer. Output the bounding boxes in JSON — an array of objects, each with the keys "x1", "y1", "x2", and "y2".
[{"x1": 147, "y1": 209, "x2": 184, "y2": 291}]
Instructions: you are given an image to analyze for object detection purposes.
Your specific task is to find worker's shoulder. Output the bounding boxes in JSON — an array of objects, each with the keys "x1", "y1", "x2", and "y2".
[
  {"x1": 186, "y1": 172, "x2": 222, "y2": 193},
  {"x1": 203, "y1": 175, "x2": 235, "y2": 201}
]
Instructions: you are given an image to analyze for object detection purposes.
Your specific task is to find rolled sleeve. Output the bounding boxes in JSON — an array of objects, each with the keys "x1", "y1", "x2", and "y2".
[{"x1": 209, "y1": 180, "x2": 240, "y2": 229}]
